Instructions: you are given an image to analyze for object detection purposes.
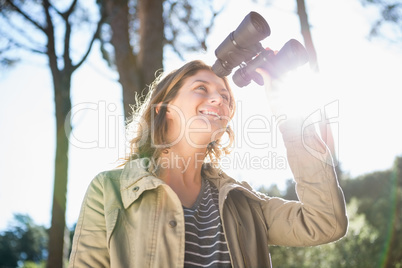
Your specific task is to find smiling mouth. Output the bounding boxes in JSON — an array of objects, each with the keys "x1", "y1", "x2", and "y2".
[{"x1": 200, "y1": 110, "x2": 221, "y2": 120}]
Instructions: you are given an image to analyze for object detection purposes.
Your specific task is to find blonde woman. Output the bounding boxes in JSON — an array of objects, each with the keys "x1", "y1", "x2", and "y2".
[{"x1": 69, "y1": 60, "x2": 348, "y2": 268}]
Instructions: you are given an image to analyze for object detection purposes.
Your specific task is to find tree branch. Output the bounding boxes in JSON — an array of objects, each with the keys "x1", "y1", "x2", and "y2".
[
  {"x1": 5, "y1": 0, "x2": 46, "y2": 33},
  {"x1": 47, "y1": 1, "x2": 63, "y2": 17},
  {"x1": 62, "y1": 8, "x2": 73, "y2": 71},
  {"x1": 46, "y1": 0, "x2": 78, "y2": 18},
  {"x1": 64, "y1": 0, "x2": 79, "y2": 18},
  {"x1": 42, "y1": 0, "x2": 60, "y2": 77},
  {"x1": 0, "y1": 14, "x2": 47, "y2": 53},
  {"x1": 73, "y1": 10, "x2": 107, "y2": 71},
  {"x1": 9, "y1": 37, "x2": 47, "y2": 55},
  {"x1": 165, "y1": 39, "x2": 185, "y2": 61}
]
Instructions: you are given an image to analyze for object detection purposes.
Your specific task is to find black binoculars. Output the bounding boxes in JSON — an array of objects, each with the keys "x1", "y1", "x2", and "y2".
[{"x1": 212, "y1": 11, "x2": 309, "y2": 87}]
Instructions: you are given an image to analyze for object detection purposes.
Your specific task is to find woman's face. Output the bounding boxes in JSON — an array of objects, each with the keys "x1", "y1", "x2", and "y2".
[{"x1": 165, "y1": 69, "x2": 232, "y2": 148}]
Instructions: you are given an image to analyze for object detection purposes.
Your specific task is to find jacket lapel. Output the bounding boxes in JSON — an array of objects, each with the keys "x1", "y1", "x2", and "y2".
[{"x1": 119, "y1": 159, "x2": 165, "y2": 209}]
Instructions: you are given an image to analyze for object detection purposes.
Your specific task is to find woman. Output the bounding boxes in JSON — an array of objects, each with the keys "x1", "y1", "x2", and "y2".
[{"x1": 68, "y1": 60, "x2": 348, "y2": 268}]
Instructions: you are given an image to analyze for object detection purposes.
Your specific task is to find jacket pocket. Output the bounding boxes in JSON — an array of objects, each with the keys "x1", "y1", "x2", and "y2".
[{"x1": 106, "y1": 208, "x2": 119, "y2": 249}]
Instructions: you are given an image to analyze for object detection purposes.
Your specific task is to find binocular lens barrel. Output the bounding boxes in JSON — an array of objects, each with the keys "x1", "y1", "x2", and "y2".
[
  {"x1": 232, "y1": 11, "x2": 271, "y2": 48},
  {"x1": 212, "y1": 12, "x2": 271, "y2": 77},
  {"x1": 233, "y1": 39, "x2": 309, "y2": 87},
  {"x1": 212, "y1": 11, "x2": 309, "y2": 86}
]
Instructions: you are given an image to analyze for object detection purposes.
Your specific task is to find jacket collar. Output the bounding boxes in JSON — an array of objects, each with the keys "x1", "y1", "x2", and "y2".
[
  {"x1": 119, "y1": 158, "x2": 165, "y2": 209},
  {"x1": 202, "y1": 163, "x2": 266, "y2": 208},
  {"x1": 118, "y1": 159, "x2": 264, "y2": 209}
]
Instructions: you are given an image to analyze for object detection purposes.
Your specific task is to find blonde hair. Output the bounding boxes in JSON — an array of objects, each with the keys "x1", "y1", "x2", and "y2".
[{"x1": 125, "y1": 60, "x2": 236, "y2": 175}]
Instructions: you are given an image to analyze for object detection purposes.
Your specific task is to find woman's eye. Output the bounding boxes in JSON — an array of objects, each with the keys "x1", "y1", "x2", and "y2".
[
  {"x1": 196, "y1": 86, "x2": 207, "y2": 91},
  {"x1": 222, "y1": 95, "x2": 229, "y2": 100}
]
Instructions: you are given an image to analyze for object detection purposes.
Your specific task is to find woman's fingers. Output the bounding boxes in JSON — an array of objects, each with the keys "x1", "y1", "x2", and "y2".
[{"x1": 255, "y1": 68, "x2": 272, "y2": 92}]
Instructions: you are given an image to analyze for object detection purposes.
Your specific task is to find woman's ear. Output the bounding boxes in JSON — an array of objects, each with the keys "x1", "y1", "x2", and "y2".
[
  {"x1": 155, "y1": 102, "x2": 162, "y2": 114},
  {"x1": 156, "y1": 102, "x2": 173, "y2": 119}
]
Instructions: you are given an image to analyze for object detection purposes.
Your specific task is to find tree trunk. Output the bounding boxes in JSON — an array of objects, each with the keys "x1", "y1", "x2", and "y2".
[
  {"x1": 1, "y1": 1, "x2": 102, "y2": 266},
  {"x1": 138, "y1": 0, "x2": 164, "y2": 86},
  {"x1": 47, "y1": 80, "x2": 72, "y2": 268},
  {"x1": 44, "y1": 1, "x2": 73, "y2": 265},
  {"x1": 295, "y1": 0, "x2": 338, "y2": 173},
  {"x1": 296, "y1": 0, "x2": 319, "y2": 72},
  {"x1": 105, "y1": 0, "x2": 164, "y2": 119},
  {"x1": 105, "y1": 0, "x2": 140, "y2": 118}
]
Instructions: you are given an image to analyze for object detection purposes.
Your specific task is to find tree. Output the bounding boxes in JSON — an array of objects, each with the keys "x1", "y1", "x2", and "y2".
[
  {"x1": 98, "y1": 0, "x2": 220, "y2": 118},
  {"x1": 0, "y1": 1, "x2": 105, "y2": 267},
  {"x1": 1, "y1": 0, "x2": 220, "y2": 265},
  {"x1": 259, "y1": 156, "x2": 402, "y2": 267},
  {"x1": 0, "y1": 231, "x2": 19, "y2": 268},
  {"x1": 0, "y1": 214, "x2": 48, "y2": 268},
  {"x1": 295, "y1": 0, "x2": 318, "y2": 72},
  {"x1": 294, "y1": 0, "x2": 342, "y2": 176},
  {"x1": 341, "y1": 156, "x2": 402, "y2": 267}
]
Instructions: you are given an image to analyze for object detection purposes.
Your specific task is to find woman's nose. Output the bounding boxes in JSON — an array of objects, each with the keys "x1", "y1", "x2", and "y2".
[{"x1": 209, "y1": 91, "x2": 223, "y2": 105}]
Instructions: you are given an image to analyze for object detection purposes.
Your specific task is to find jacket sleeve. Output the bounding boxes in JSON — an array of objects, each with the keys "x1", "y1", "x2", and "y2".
[
  {"x1": 262, "y1": 119, "x2": 348, "y2": 247},
  {"x1": 68, "y1": 173, "x2": 110, "y2": 267}
]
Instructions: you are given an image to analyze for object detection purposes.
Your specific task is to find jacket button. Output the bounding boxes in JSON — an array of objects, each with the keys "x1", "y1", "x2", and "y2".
[
  {"x1": 133, "y1": 186, "x2": 139, "y2": 192},
  {"x1": 169, "y1": 220, "x2": 177, "y2": 228}
]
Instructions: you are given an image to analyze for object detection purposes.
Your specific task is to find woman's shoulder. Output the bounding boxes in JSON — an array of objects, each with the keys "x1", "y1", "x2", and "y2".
[
  {"x1": 87, "y1": 168, "x2": 125, "y2": 191},
  {"x1": 93, "y1": 158, "x2": 150, "y2": 182},
  {"x1": 95, "y1": 168, "x2": 124, "y2": 180},
  {"x1": 91, "y1": 159, "x2": 159, "y2": 191}
]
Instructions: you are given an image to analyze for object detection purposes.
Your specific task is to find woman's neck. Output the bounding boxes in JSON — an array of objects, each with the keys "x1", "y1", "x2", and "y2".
[
  {"x1": 159, "y1": 147, "x2": 205, "y2": 180},
  {"x1": 158, "y1": 146, "x2": 206, "y2": 207}
]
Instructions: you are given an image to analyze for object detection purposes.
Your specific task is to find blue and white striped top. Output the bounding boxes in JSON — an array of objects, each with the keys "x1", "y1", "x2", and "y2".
[{"x1": 183, "y1": 179, "x2": 232, "y2": 267}]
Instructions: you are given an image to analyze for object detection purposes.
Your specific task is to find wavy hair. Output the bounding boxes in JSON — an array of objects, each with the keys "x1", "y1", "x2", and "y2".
[{"x1": 124, "y1": 60, "x2": 236, "y2": 175}]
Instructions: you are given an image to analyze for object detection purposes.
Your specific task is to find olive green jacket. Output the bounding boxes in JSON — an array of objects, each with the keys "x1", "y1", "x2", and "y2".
[{"x1": 68, "y1": 121, "x2": 348, "y2": 268}]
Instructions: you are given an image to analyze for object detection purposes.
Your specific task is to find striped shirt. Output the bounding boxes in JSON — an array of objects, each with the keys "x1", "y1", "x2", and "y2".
[{"x1": 183, "y1": 179, "x2": 232, "y2": 268}]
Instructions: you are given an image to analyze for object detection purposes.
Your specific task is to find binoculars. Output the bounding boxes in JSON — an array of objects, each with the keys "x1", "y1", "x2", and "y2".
[{"x1": 212, "y1": 12, "x2": 309, "y2": 87}]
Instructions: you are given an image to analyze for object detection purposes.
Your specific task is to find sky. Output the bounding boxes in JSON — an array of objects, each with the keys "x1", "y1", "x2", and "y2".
[{"x1": 0, "y1": 0, "x2": 401, "y2": 230}]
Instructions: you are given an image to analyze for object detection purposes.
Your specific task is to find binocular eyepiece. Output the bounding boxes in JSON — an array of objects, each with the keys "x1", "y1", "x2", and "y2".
[{"x1": 212, "y1": 12, "x2": 309, "y2": 87}]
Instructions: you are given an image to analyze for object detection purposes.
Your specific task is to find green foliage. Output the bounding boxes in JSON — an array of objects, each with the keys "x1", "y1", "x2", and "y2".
[
  {"x1": 0, "y1": 231, "x2": 20, "y2": 267},
  {"x1": 20, "y1": 261, "x2": 46, "y2": 268},
  {"x1": 259, "y1": 156, "x2": 402, "y2": 268},
  {"x1": 0, "y1": 214, "x2": 48, "y2": 268}
]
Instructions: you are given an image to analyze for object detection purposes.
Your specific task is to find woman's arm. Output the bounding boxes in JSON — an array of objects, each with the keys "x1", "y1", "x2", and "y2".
[
  {"x1": 68, "y1": 174, "x2": 110, "y2": 267},
  {"x1": 252, "y1": 67, "x2": 348, "y2": 246},
  {"x1": 263, "y1": 119, "x2": 348, "y2": 246}
]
